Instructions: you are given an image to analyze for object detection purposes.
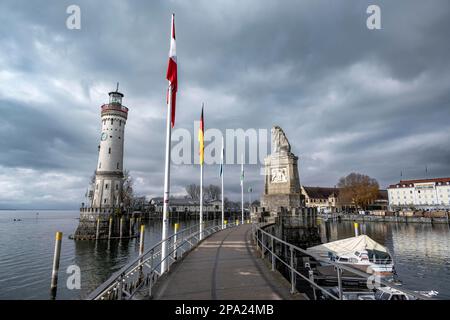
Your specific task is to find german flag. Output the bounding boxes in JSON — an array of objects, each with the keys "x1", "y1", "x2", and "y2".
[{"x1": 198, "y1": 106, "x2": 204, "y2": 165}]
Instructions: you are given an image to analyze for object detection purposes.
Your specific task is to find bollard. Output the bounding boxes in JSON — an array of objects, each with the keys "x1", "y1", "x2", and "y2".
[
  {"x1": 236, "y1": 219, "x2": 239, "y2": 226},
  {"x1": 50, "y1": 231, "x2": 63, "y2": 299},
  {"x1": 354, "y1": 222, "x2": 359, "y2": 237},
  {"x1": 309, "y1": 270, "x2": 317, "y2": 300},
  {"x1": 224, "y1": 220, "x2": 228, "y2": 228},
  {"x1": 119, "y1": 216, "x2": 124, "y2": 239},
  {"x1": 95, "y1": 218, "x2": 100, "y2": 240},
  {"x1": 173, "y1": 223, "x2": 179, "y2": 260},
  {"x1": 108, "y1": 216, "x2": 113, "y2": 239}
]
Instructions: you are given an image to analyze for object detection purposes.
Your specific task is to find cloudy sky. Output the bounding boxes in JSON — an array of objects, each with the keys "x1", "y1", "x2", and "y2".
[{"x1": 1, "y1": 0, "x2": 449, "y2": 209}]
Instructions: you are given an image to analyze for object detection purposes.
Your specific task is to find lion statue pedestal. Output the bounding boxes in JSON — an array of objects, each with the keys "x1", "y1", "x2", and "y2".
[{"x1": 260, "y1": 126, "x2": 302, "y2": 214}]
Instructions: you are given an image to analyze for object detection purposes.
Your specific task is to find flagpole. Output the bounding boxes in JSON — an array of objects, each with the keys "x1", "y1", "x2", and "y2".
[
  {"x1": 221, "y1": 136, "x2": 224, "y2": 230},
  {"x1": 161, "y1": 86, "x2": 172, "y2": 275},
  {"x1": 241, "y1": 153, "x2": 244, "y2": 224},
  {"x1": 200, "y1": 162, "x2": 204, "y2": 240}
]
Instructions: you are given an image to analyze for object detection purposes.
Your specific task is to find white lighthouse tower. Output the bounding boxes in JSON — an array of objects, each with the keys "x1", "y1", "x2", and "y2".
[
  {"x1": 91, "y1": 87, "x2": 128, "y2": 209},
  {"x1": 74, "y1": 86, "x2": 134, "y2": 240}
]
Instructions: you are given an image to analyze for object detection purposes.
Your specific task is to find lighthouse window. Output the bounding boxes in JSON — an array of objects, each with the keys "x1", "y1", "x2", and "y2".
[
  {"x1": 117, "y1": 162, "x2": 119, "y2": 169},
  {"x1": 104, "y1": 199, "x2": 107, "y2": 204},
  {"x1": 99, "y1": 162, "x2": 101, "y2": 169},
  {"x1": 119, "y1": 121, "x2": 121, "y2": 126},
  {"x1": 109, "y1": 147, "x2": 111, "y2": 154},
  {"x1": 116, "y1": 184, "x2": 119, "y2": 190},
  {"x1": 105, "y1": 184, "x2": 108, "y2": 190},
  {"x1": 111, "y1": 119, "x2": 113, "y2": 125}
]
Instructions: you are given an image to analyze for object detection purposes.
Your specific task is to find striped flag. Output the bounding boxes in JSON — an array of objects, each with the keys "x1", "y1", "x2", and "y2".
[
  {"x1": 166, "y1": 14, "x2": 178, "y2": 128},
  {"x1": 198, "y1": 105, "x2": 204, "y2": 165}
]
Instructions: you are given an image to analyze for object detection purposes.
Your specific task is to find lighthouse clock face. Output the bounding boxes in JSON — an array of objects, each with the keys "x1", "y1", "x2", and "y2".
[{"x1": 101, "y1": 132, "x2": 108, "y2": 141}]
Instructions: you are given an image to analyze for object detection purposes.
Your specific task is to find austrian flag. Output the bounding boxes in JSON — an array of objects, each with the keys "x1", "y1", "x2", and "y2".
[{"x1": 166, "y1": 13, "x2": 178, "y2": 127}]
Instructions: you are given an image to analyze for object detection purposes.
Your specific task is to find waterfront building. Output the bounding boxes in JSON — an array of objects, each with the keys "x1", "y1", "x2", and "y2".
[
  {"x1": 74, "y1": 88, "x2": 132, "y2": 240},
  {"x1": 301, "y1": 186, "x2": 339, "y2": 213},
  {"x1": 149, "y1": 197, "x2": 223, "y2": 215},
  {"x1": 301, "y1": 186, "x2": 388, "y2": 213},
  {"x1": 388, "y1": 177, "x2": 450, "y2": 209}
]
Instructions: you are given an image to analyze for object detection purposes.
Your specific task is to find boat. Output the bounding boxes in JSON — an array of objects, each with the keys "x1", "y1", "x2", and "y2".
[
  {"x1": 322, "y1": 286, "x2": 423, "y2": 300},
  {"x1": 306, "y1": 235, "x2": 394, "y2": 277}
]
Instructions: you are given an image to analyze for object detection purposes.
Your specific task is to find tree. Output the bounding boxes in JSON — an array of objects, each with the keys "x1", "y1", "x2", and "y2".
[
  {"x1": 205, "y1": 184, "x2": 221, "y2": 201},
  {"x1": 121, "y1": 169, "x2": 134, "y2": 213},
  {"x1": 337, "y1": 172, "x2": 379, "y2": 210},
  {"x1": 185, "y1": 184, "x2": 200, "y2": 200}
]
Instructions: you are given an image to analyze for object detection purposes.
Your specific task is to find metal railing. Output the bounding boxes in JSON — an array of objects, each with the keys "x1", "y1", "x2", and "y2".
[
  {"x1": 87, "y1": 220, "x2": 242, "y2": 300},
  {"x1": 252, "y1": 223, "x2": 432, "y2": 300}
]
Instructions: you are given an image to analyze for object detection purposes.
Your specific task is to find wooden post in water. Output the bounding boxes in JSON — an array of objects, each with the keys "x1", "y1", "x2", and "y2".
[
  {"x1": 95, "y1": 218, "x2": 100, "y2": 240},
  {"x1": 354, "y1": 222, "x2": 359, "y2": 237},
  {"x1": 173, "y1": 223, "x2": 179, "y2": 260},
  {"x1": 119, "y1": 216, "x2": 124, "y2": 239},
  {"x1": 129, "y1": 217, "x2": 134, "y2": 237},
  {"x1": 50, "y1": 231, "x2": 63, "y2": 299},
  {"x1": 139, "y1": 225, "x2": 145, "y2": 257},
  {"x1": 108, "y1": 216, "x2": 113, "y2": 239}
]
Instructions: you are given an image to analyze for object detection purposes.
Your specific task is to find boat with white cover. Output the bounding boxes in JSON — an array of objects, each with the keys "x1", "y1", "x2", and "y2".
[{"x1": 306, "y1": 235, "x2": 395, "y2": 277}]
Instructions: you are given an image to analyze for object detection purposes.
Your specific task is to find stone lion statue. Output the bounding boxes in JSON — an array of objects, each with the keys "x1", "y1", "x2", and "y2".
[{"x1": 271, "y1": 126, "x2": 291, "y2": 154}]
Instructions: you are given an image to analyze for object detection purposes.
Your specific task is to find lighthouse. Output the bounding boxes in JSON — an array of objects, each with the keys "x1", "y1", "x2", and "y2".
[
  {"x1": 91, "y1": 88, "x2": 128, "y2": 208},
  {"x1": 74, "y1": 86, "x2": 136, "y2": 240}
]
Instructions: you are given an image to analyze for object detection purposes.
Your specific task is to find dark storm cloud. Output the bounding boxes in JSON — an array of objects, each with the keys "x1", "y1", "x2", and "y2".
[{"x1": 0, "y1": 0, "x2": 449, "y2": 209}]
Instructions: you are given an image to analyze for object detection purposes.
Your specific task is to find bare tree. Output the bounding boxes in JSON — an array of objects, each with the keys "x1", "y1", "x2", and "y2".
[
  {"x1": 337, "y1": 172, "x2": 379, "y2": 210},
  {"x1": 205, "y1": 184, "x2": 221, "y2": 201},
  {"x1": 121, "y1": 169, "x2": 134, "y2": 213},
  {"x1": 185, "y1": 184, "x2": 200, "y2": 200}
]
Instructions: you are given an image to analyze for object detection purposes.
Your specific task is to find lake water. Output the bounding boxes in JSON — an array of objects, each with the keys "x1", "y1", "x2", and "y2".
[
  {"x1": 0, "y1": 210, "x2": 199, "y2": 300},
  {"x1": 0, "y1": 210, "x2": 449, "y2": 299}
]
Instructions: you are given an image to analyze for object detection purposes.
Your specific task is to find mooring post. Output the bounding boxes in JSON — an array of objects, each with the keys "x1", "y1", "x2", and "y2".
[
  {"x1": 173, "y1": 223, "x2": 179, "y2": 260},
  {"x1": 95, "y1": 218, "x2": 100, "y2": 240},
  {"x1": 309, "y1": 270, "x2": 317, "y2": 300},
  {"x1": 290, "y1": 246, "x2": 295, "y2": 294},
  {"x1": 108, "y1": 216, "x2": 113, "y2": 239},
  {"x1": 139, "y1": 225, "x2": 145, "y2": 257},
  {"x1": 354, "y1": 222, "x2": 359, "y2": 237},
  {"x1": 129, "y1": 217, "x2": 134, "y2": 237},
  {"x1": 138, "y1": 224, "x2": 145, "y2": 281},
  {"x1": 50, "y1": 231, "x2": 63, "y2": 299},
  {"x1": 119, "y1": 216, "x2": 124, "y2": 239}
]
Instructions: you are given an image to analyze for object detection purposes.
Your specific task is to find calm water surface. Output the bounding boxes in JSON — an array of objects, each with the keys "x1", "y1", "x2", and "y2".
[
  {"x1": 0, "y1": 210, "x2": 198, "y2": 300},
  {"x1": 0, "y1": 210, "x2": 449, "y2": 299}
]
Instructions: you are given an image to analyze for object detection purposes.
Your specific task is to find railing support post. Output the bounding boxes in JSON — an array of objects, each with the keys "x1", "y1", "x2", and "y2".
[
  {"x1": 261, "y1": 232, "x2": 265, "y2": 258},
  {"x1": 337, "y1": 267, "x2": 343, "y2": 300},
  {"x1": 290, "y1": 246, "x2": 295, "y2": 294},
  {"x1": 117, "y1": 276, "x2": 123, "y2": 300},
  {"x1": 309, "y1": 270, "x2": 317, "y2": 300},
  {"x1": 271, "y1": 237, "x2": 275, "y2": 271}
]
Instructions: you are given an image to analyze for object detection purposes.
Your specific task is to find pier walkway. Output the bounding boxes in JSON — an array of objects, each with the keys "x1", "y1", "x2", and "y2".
[{"x1": 152, "y1": 224, "x2": 306, "y2": 300}]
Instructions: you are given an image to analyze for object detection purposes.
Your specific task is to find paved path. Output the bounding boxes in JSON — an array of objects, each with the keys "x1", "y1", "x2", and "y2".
[{"x1": 153, "y1": 224, "x2": 305, "y2": 300}]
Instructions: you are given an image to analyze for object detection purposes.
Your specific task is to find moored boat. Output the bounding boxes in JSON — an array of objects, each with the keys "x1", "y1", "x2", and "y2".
[{"x1": 306, "y1": 235, "x2": 395, "y2": 277}]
